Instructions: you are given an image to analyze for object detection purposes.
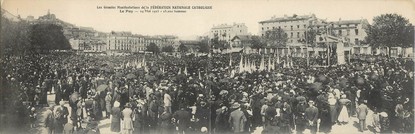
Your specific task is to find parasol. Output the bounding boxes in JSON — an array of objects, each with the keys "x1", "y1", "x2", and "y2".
[
  {"x1": 126, "y1": 73, "x2": 137, "y2": 79},
  {"x1": 96, "y1": 84, "x2": 108, "y2": 92},
  {"x1": 115, "y1": 72, "x2": 124, "y2": 77}
]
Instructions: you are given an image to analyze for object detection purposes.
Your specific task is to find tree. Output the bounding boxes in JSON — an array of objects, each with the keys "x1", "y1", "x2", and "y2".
[
  {"x1": 146, "y1": 43, "x2": 160, "y2": 54},
  {"x1": 365, "y1": 14, "x2": 414, "y2": 53},
  {"x1": 178, "y1": 43, "x2": 188, "y2": 53},
  {"x1": 264, "y1": 28, "x2": 288, "y2": 48},
  {"x1": 1, "y1": 13, "x2": 31, "y2": 56},
  {"x1": 211, "y1": 33, "x2": 228, "y2": 51},
  {"x1": 30, "y1": 24, "x2": 71, "y2": 53},
  {"x1": 250, "y1": 36, "x2": 266, "y2": 52},
  {"x1": 198, "y1": 41, "x2": 210, "y2": 53},
  {"x1": 305, "y1": 28, "x2": 318, "y2": 47},
  {"x1": 161, "y1": 45, "x2": 174, "y2": 53}
]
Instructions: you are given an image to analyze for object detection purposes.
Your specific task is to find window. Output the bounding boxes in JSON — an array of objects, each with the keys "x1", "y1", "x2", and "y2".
[
  {"x1": 346, "y1": 29, "x2": 350, "y2": 36},
  {"x1": 290, "y1": 32, "x2": 293, "y2": 38},
  {"x1": 355, "y1": 29, "x2": 359, "y2": 35},
  {"x1": 278, "y1": 26, "x2": 281, "y2": 29},
  {"x1": 304, "y1": 25, "x2": 306, "y2": 28},
  {"x1": 290, "y1": 26, "x2": 293, "y2": 30},
  {"x1": 272, "y1": 27, "x2": 275, "y2": 29},
  {"x1": 297, "y1": 25, "x2": 300, "y2": 29},
  {"x1": 297, "y1": 32, "x2": 300, "y2": 38},
  {"x1": 240, "y1": 30, "x2": 242, "y2": 33},
  {"x1": 355, "y1": 38, "x2": 359, "y2": 45},
  {"x1": 267, "y1": 27, "x2": 269, "y2": 30},
  {"x1": 262, "y1": 34, "x2": 264, "y2": 37},
  {"x1": 262, "y1": 27, "x2": 264, "y2": 30},
  {"x1": 338, "y1": 30, "x2": 342, "y2": 36},
  {"x1": 338, "y1": 25, "x2": 342, "y2": 27}
]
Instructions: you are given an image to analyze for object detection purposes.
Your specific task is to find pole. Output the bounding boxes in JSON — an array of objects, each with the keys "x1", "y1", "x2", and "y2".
[
  {"x1": 326, "y1": 27, "x2": 330, "y2": 66},
  {"x1": 306, "y1": 25, "x2": 309, "y2": 67}
]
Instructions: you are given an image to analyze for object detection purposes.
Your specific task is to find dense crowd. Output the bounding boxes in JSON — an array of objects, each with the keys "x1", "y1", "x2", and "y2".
[{"x1": 0, "y1": 52, "x2": 413, "y2": 134}]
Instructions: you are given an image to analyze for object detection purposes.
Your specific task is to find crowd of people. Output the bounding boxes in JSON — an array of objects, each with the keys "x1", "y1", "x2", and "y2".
[{"x1": 0, "y1": 51, "x2": 414, "y2": 134}]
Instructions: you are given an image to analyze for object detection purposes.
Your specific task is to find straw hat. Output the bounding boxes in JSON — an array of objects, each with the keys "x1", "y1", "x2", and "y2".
[
  {"x1": 114, "y1": 101, "x2": 120, "y2": 107},
  {"x1": 231, "y1": 102, "x2": 241, "y2": 109}
]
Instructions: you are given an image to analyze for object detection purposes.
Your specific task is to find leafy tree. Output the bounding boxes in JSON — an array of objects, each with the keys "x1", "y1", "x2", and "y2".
[
  {"x1": 250, "y1": 35, "x2": 266, "y2": 52},
  {"x1": 264, "y1": 28, "x2": 288, "y2": 48},
  {"x1": 198, "y1": 41, "x2": 210, "y2": 53},
  {"x1": 211, "y1": 33, "x2": 228, "y2": 50},
  {"x1": 305, "y1": 28, "x2": 318, "y2": 47},
  {"x1": 178, "y1": 43, "x2": 188, "y2": 53},
  {"x1": 1, "y1": 14, "x2": 31, "y2": 56},
  {"x1": 365, "y1": 14, "x2": 413, "y2": 52},
  {"x1": 146, "y1": 42, "x2": 160, "y2": 54},
  {"x1": 30, "y1": 24, "x2": 71, "y2": 53},
  {"x1": 161, "y1": 45, "x2": 174, "y2": 53}
]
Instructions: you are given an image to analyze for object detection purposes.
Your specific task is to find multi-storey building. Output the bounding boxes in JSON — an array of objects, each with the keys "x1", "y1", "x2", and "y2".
[
  {"x1": 105, "y1": 31, "x2": 179, "y2": 54},
  {"x1": 106, "y1": 31, "x2": 143, "y2": 53},
  {"x1": 259, "y1": 14, "x2": 327, "y2": 46},
  {"x1": 328, "y1": 19, "x2": 370, "y2": 54},
  {"x1": 209, "y1": 23, "x2": 249, "y2": 42}
]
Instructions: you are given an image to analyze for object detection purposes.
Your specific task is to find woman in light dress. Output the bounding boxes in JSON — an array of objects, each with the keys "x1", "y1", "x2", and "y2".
[
  {"x1": 122, "y1": 103, "x2": 134, "y2": 134},
  {"x1": 337, "y1": 94, "x2": 351, "y2": 124}
]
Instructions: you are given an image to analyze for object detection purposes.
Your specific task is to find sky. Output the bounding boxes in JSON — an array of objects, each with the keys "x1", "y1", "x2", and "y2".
[{"x1": 2, "y1": 0, "x2": 415, "y2": 39}]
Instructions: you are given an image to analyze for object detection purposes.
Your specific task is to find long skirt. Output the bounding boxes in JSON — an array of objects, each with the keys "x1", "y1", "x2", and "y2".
[
  {"x1": 338, "y1": 106, "x2": 349, "y2": 123},
  {"x1": 111, "y1": 121, "x2": 121, "y2": 132},
  {"x1": 330, "y1": 105, "x2": 337, "y2": 123}
]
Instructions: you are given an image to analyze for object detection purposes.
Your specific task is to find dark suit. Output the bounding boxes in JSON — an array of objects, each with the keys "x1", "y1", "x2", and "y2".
[
  {"x1": 305, "y1": 106, "x2": 319, "y2": 134},
  {"x1": 356, "y1": 103, "x2": 368, "y2": 131},
  {"x1": 173, "y1": 109, "x2": 191, "y2": 134},
  {"x1": 228, "y1": 109, "x2": 247, "y2": 133}
]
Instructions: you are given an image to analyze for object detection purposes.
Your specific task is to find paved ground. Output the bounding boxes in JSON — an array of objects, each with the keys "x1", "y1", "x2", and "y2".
[{"x1": 34, "y1": 94, "x2": 377, "y2": 134}]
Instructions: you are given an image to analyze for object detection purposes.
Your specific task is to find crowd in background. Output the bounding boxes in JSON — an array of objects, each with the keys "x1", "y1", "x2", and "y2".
[{"x1": 0, "y1": 52, "x2": 414, "y2": 134}]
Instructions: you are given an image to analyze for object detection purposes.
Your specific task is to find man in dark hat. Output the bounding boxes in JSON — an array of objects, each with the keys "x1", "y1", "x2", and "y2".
[
  {"x1": 305, "y1": 100, "x2": 319, "y2": 134},
  {"x1": 356, "y1": 100, "x2": 368, "y2": 132},
  {"x1": 173, "y1": 105, "x2": 191, "y2": 134},
  {"x1": 228, "y1": 102, "x2": 247, "y2": 133}
]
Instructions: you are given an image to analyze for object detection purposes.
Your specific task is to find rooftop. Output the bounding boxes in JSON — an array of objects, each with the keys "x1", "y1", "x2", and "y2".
[
  {"x1": 231, "y1": 35, "x2": 252, "y2": 42},
  {"x1": 331, "y1": 19, "x2": 368, "y2": 25},
  {"x1": 259, "y1": 14, "x2": 316, "y2": 24},
  {"x1": 211, "y1": 23, "x2": 246, "y2": 29}
]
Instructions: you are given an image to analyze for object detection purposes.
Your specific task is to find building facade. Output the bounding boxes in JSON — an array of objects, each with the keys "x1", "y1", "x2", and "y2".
[
  {"x1": 259, "y1": 14, "x2": 327, "y2": 46},
  {"x1": 209, "y1": 23, "x2": 249, "y2": 42},
  {"x1": 105, "y1": 31, "x2": 179, "y2": 54}
]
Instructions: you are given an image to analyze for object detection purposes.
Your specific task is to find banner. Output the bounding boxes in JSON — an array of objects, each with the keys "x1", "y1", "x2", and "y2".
[{"x1": 337, "y1": 42, "x2": 345, "y2": 65}]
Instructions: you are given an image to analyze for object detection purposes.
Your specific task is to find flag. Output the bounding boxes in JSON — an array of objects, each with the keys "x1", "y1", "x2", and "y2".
[
  {"x1": 267, "y1": 56, "x2": 272, "y2": 72},
  {"x1": 184, "y1": 66, "x2": 188, "y2": 76},
  {"x1": 229, "y1": 54, "x2": 232, "y2": 67},
  {"x1": 247, "y1": 59, "x2": 251, "y2": 73},
  {"x1": 259, "y1": 55, "x2": 265, "y2": 71},
  {"x1": 239, "y1": 55, "x2": 244, "y2": 73}
]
